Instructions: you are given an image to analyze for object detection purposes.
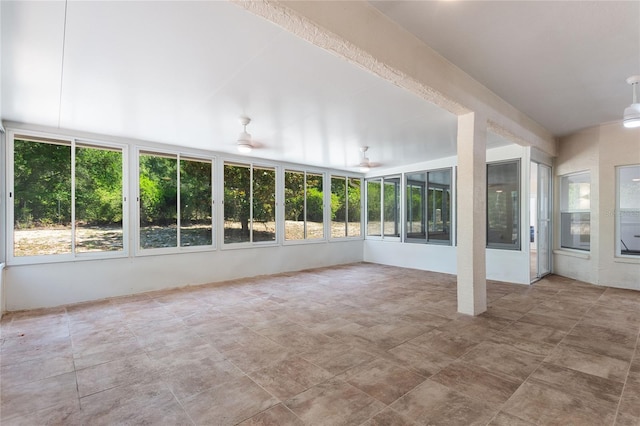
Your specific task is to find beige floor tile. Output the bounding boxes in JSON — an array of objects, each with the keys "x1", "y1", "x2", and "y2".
[
  {"x1": 2, "y1": 264, "x2": 639, "y2": 425},
  {"x1": 162, "y1": 357, "x2": 245, "y2": 401},
  {"x1": 182, "y1": 375, "x2": 278, "y2": 425},
  {"x1": 79, "y1": 379, "x2": 192, "y2": 425},
  {"x1": 502, "y1": 381, "x2": 617, "y2": 426},
  {"x1": 408, "y1": 328, "x2": 478, "y2": 358},
  {"x1": 614, "y1": 411, "x2": 640, "y2": 426},
  {"x1": 0, "y1": 372, "x2": 79, "y2": 419},
  {"x1": 363, "y1": 407, "x2": 416, "y2": 426},
  {"x1": 387, "y1": 341, "x2": 457, "y2": 378},
  {"x1": 459, "y1": 341, "x2": 545, "y2": 381},
  {"x1": 545, "y1": 344, "x2": 630, "y2": 383},
  {"x1": 299, "y1": 341, "x2": 377, "y2": 375},
  {"x1": 75, "y1": 353, "x2": 157, "y2": 397},
  {"x1": 487, "y1": 411, "x2": 535, "y2": 426},
  {"x1": 390, "y1": 379, "x2": 497, "y2": 426},
  {"x1": 337, "y1": 358, "x2": 425, "y2": 405},
  {"x1": 0, "y1": 354, "x2": 74, "y2": 388},
  {"x1": 528, "y1": 362, "x2": 624, "y2": 406},
  {"x1": 249, "y1": 355, "x2": 334, "y2": 400},
  {"x1": 430, "y1": 361, "x2": 521, "y2": 407},
  {"x1": 618, "y1": 381, "x2": 640, "y2": 418},
  {"x1": 500, "y1": 321, "x2": 567, "y2": 345},
  {"x1": 284, "y1": 378, "x2": 386, "y2": 426},
  {"x1": 238, "y1": 403, "x2": 304, "y2": 425}
]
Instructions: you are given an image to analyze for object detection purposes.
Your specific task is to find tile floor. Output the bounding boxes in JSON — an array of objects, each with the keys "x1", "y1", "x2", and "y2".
[{"x1": 1, "y1": 263, "x2": 639, "y2": 425}]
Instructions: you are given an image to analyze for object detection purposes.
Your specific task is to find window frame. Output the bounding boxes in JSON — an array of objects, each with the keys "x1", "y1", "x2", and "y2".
[
  {"x1": 136, "y1": 147, "x2": 215, "y2": 256},
  {"x1": 7, "y1": 129, "x2": 129, "y2": 265},
  {"x1": 283, "y1": 168, "x2": 327, "y2": 244},
  {"x1": 365, "y1": 175, "x2": 401, "y2": 241},
  {"x1": 405, "y1": 168, "x2": 453, "y2": 245},
  {"x1": 486, "y1": 159, "x2": 521, "y2": 250},
  {"x1": 329, "y1": 175, "x2": 363, "y2": 240},
  {"x1": 559, "y1": 170, "x2": 591, "y2": 252},
  {"x1": 616, "y1": 164, "x2": 640, "y2": 258},
  {"x1": 221, "y1": 161, "x2": 278, "y2": 248}
]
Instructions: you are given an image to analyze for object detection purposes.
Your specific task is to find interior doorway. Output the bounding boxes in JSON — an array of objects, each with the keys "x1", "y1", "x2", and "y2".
[{"x1": 530, "y1": 162, "x2": 552, "y2": 282}]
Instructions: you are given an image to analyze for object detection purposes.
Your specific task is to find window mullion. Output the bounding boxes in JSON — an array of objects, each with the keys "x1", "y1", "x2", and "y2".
[
  {"x1": 303, "y1": 172, "x2": 308, "y2": 239},
  {"x1": 250, "y1": 165, "x2": 254, "y2": 243},
  {"x1": 177, "y1": 154, "x2": 181, "y2": 248},
  {"x1": 71, "y1": 140, "x2": 77, "y2": 256}
]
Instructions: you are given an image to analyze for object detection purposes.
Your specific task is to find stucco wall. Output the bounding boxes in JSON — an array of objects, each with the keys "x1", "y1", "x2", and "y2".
[{"x1": 554, "y1": 122, "x2": 640, "y2": 289}]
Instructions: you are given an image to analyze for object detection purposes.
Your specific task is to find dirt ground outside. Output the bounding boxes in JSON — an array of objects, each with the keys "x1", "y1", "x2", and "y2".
[{"x1": 13, "y1": 221, "x2": 363, "y2": 256}]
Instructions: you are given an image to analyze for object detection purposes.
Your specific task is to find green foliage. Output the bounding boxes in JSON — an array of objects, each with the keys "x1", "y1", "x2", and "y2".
[
  {"x1": 76, "y1": 147, "x2": 122, "y2": 225},
  {"x1": 139, "y1": 154, "x2": 177, "y2": 226},
  {"x1": 14, "y1": 140, "x2": 72, "y2": 228},
  {"x1": 285, "y1": 171, "x2": 305, "y2": 221},
  {"x1": 306, "y1": 187, "x2": 324, "y2": 222},
  {"x1": 181, "y1": 160, "x2": 212, "y2": 225}
]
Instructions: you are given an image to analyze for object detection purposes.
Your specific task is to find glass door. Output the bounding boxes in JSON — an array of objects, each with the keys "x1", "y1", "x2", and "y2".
[{"x1": 537, "y1": 164, "x2": 552, "y2": 277}]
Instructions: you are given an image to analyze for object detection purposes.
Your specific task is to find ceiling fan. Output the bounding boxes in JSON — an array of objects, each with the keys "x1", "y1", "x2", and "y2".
[
  {"x1": 356, "y1": 146, "x2": 380, "y2": 172},
  {"x1": 235, "y1": 116, "x2": 265, "y2": 153}
]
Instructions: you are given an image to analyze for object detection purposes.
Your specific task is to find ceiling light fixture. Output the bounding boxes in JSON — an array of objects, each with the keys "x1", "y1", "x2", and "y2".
[
  {"x1": 623, "y1": 76, "x2": 640, "y2": 129},
  {"x1": 359, "y1": 146, "x2": 371, "y2": 172},
  {"x1": 237, "y1": 116, "x2": 253, "y2": 153}
]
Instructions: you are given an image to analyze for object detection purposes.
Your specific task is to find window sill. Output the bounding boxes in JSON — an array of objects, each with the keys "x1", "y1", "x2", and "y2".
[
  {"x1": 553, "y1": 249, "x2": 590, "y2": 260},
  {"x1": 614, "y1": 256, "x2": 640, "y2": 265}
]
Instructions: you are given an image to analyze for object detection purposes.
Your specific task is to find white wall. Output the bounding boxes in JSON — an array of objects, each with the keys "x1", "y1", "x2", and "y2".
[
  {"x1": 4, "y1": 241, "x2": 363, "y2": 311},
  {"x1": 364, "y1": 143, "x2": 532, "y2": 285},
  {"x1": 554, "y1": 122, "x2": 640, "y2": 290}
]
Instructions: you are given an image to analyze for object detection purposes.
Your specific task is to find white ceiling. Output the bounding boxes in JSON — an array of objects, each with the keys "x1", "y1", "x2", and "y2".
[
  {"x1": 2, "y1": 1, "x2": 636, "y2": 172},
  {"x1": 371, "y1": 0, "x2": 640, "y2": 137}
]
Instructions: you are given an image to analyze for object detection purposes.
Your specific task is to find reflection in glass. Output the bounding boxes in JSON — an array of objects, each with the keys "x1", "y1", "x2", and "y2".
[
  {"x1": 285, "y1": 171, "x2": 305, "y2": 241},
  {"x1": 383, "y1": 177, "x2": 401, "y2": 237},
  {"x1": 347, "y1": 178, "x2": 362, "y2": 237},
  {"x1": 252, "y1": 167, "x2": 276, "y2": 242},
  {"x1": 139, "y1": 152, "x2": 178, "y2": 249},
  {"x1": 406, "y1": 173, "x2": 426, "y2": 239},
  {"x1": 427, "y1": 169, "x2": 451, "y2": 243},
  {"x1": 180, "y1": 158, "x2": 212, "y2": 247},
  {"x1": 367, "y1": 179, "x2": 381, "y2": 236},
  {"x1": 560, "y1": 172, "x2": 590, "y2": 251},
  {"x1": 76, "y1": 144, "x2": 123, "y2": 252},
  {"x1": 13, "y1": 139, "x2": 72, "y2": 256},
  {"x1": 331, "y1": 176, "x2": 347, "y2": 238},
  {"x1": 618, "y1": 165, "x2": 640, "y2": 255},
  {"x1": 306, "y1": 173, "x2": 324, "y2": 239},
  {"x1": 487, "y1": 161, "x2": 520, "y2": 248},
  {"x1": 224, "y1": 163, "x2": 250, "y2": 244}
]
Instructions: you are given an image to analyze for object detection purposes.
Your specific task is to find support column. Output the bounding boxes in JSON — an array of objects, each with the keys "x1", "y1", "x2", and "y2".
[{"x1": 457, "y1": 112, "x2": 487, "y2": 315}]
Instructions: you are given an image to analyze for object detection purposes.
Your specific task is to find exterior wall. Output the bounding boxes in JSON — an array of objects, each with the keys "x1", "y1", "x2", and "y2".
[
  {"x1": 554, "y1": 122, "x2": 640, "y2": 289},
  {"x1": 598, "y1": 123, "x2": 640, "y2": 289}
]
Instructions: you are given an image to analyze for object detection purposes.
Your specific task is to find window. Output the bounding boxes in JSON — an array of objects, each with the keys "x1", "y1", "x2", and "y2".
[
  {"x1": 139, "y1": 151, "x2": 213, "y2": 250},
  {"x1": 406, "y1": 173, "x2": 425, "y2": 239},
  {"x1": 180, "y1": 157, "x2": 213, "y2": 247},
  {"x1": 284, "y1": 170, "x2": 324, "y2": 241},
  {"x1": 617, "y1": 165, "x2": 640, "y2": 256},
  {"x1": 560, "y1": 171, "x2": 590, "y2": 251},
  {"x1": 384, "y1": 177, "x2": 401, "y2": 237},
  {"x1": 487, "y1": 161, "x2": 520, "y2": 249},
  {"x1": 405, "y1": 169, "x2": 452, "y2": 244},
  {"x1": 366, "y1": 176, "x2": 400, "y2": 238},
  {"x1": 12, "y1": 135, "x2": 124, "y2": 259},
  {"x1": 427, "y1": 169, "x2": 452, "y2": 243},
  {"x1": 330, "y1": 176, "x2": 362, "y2": 238},
  {"x1": 367, "y1": 179, "x2": 381, "y2": 236},
  {"x1": 224, "y1": 163, "x2": 276, "y2": 244}
]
